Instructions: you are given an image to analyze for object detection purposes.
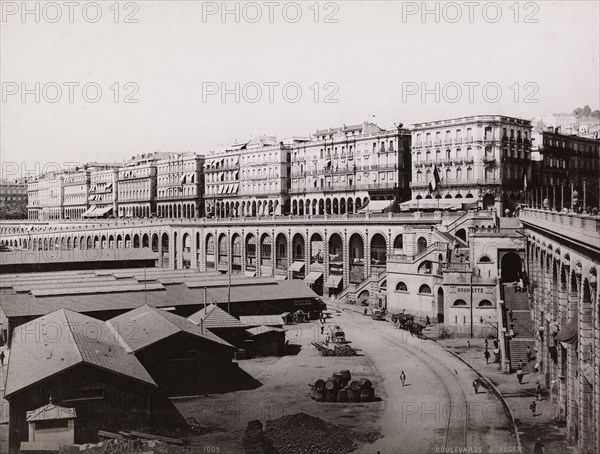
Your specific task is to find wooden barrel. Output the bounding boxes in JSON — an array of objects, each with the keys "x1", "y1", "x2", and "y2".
[
  {"x1": 360, "y1": 388, "x2": 375, "y2": 402},
  {"x1": 314, "y1": 390, "x2": 326, "y2": 402},
  {"x1": 332, "y1": 373, "x2": 343, "y2": 386},
  {"x1": 350, "y1": 380, "x2": 361, "y2": 392},
  {"x1": 348, "y1": 388, "x2": 361, "y2": 403},
  {"x1": 325, "y1": 379, "x2": 338, "y2": 392},
  {"x1": 314, "y1": 379, "x2": 326, "y2": 391},
  {"x1": 337, "y1": 388, "x2": 349, "y2": 403},
  {"x1": 359, "y1": 378, "x2": 372, "y2": 390},
  {"x1": 340, "y1": 370, "x2": 352, "y2": 383},
  {"x1": 326, "y1": 390, "x2": 338, "y2": 403}
]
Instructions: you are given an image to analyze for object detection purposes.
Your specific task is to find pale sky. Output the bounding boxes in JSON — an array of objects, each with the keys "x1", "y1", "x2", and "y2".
[{"x1": 1, "y1": 0, "x2": 599, "y2": 177}]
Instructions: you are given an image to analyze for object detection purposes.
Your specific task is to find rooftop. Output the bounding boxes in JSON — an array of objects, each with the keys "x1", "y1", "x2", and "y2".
[{"x1": 5, "y1": 308, "x2": 156, "y2": 398}]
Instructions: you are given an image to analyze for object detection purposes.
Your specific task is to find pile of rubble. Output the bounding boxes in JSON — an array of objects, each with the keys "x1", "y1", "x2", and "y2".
[
  {"x1": 59, "y1": 438, "x2": 190, "y2": 453},
  {"x1": 264, "y1": 413, "x2": 356, "y2": 454}
]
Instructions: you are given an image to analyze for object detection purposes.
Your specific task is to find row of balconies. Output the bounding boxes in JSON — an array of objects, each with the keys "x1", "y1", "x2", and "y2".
[
  {"x1": 410, "y1": 178, "x2": 502, "y2": 188},
  {"x1": 414, "y1": 158, "x2": 475, "y2": 167},
  {"x1": 413, "y1": 136, "x2": 531, "y2": 149},
  {"x1": 291, "y1": 163, "x2": 398, "y2": 177},
  {"x1": 290, "y1": 182, "x2": 397, "y2": 193}
]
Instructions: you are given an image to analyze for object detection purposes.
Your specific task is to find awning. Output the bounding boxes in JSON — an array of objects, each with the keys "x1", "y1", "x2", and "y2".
[
  {"x1": 231, "y1": 183, "x2": 239, "y2": 194},
  {"x1": 244, "y1": 270, "x2": 256, "y2": 277},
  {"x1": 274, "y1": 274, "x2": 287, "y2": 280},
  {"x1": 180, "y1": 174, "x2": 187, "y2": 184},
  {"x1": 218, "y1": 263, "x2": 228, "y2": 272},
  {"x1": 304, "y1": 271, "x2": 323, "y2": 284},
  {"x1": 556, "y1": 318, "x2": 577, "y2": 345},
  {"x1": 81, "y1": 207, "x2": 96, "y2": 217},
  {"x1": 324, "y1": 275, "x2": 343, "y2": 288},
  {"x1": 92, "y1": 206, "x2": 112, "y2": 217},
  {"x1": 289, "y1": 261, "x2": 305, "y2": 272},
  {"x1": 88, "y1": 195, "x2": 96, "y2": 201},
  {"x1": 358, "y1": 199, "x2": 393, "y2": 213}
]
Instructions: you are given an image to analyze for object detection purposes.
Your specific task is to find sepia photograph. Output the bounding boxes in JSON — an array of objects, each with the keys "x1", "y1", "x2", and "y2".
[{"x1": 0, "y1": 1, "x2": 599, "y2": 453}]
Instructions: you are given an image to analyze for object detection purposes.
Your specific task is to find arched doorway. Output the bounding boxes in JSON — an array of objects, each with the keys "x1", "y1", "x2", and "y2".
[
  {"x1": 456, "y1": 229, "x2": 466, "y2": 243},
  {"x1": 370, "y1": 234, "x2": 387, "y2": 274},
  {"x1": 437, "y1": 288, "x2": 444, "y2": 323},
  {"x1": 417, "y1": 236, "x2": 428, "y2": 254},
  {"x1": 205, "y1": 234, "x2": 215, "y2": 271},
  {"x1": 245, "y1": 234, "x2": 257, "y2": 273},
  {"x1": 501, "y1": 251, "x2": 522, "y2": 282},
  {"x1": 349, "y1": 233, "x2": 365, "y2": 284},
  {"x1": 275, "y1": 233, "x2": 287, "y2": 271},
  {"x1": 483, "y1": 193, "x2": 495, "y2": 210}
]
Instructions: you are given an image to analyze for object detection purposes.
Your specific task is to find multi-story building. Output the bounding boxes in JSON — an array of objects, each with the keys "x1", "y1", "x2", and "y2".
[
  {"x1": 118, "y1": 152, "x2": 172, "y2": 218},
  {"x1": 156, "y1": 152, "x2": 204, "y2": 219},
  {"x1": 531, "y1": 129, "x2": 600, "y2": 209},
  {"x1": 62, "y1": 168, "x2": 90, "y2": 220},
  {"x1": 204, "y1": 136, "x2": 306, "y2": 218},
  {"x1": 34, "y1": 172, "x2": 64, "y2": 220},
  {"x1": 409, "y1": 115, "x2": 532, "y2": 213},
  {"x1": 26, "y1": 180, "x2": 40, "y2": 220},
  {"x1": 86, "y1": 167, "x2": 119, "y2": 218},
  {"x1": 289, "y1": 122, "x2": 411, "y2": 216},
  {"x1": 0, "y1": 180, "x2": 28, "y2": 216}
]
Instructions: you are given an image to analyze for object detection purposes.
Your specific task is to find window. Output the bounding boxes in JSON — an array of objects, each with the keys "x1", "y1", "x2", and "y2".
[
  {"x1": 396, "y1": 282, "x2": 408, "y2": 292},
  {"x1": 418, "y1": 284, "x2": 432, "y2": 294},
  {"x1": 453, "y1": 299, "x2": 467, "y2": 306},
  {"x1": 479, "y1": 300, "x2": 493, "y2": 307},
  {"x1": 479, "y1": 255, "x2": 491, "y2": 263}
]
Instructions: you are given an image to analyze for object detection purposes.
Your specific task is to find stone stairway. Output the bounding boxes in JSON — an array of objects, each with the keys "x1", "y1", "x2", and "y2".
[{"x1": 503, "y1": 284, "x2": 536, "y2": 371}]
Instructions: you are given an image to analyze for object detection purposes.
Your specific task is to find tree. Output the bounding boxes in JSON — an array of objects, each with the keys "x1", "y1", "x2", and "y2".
[
  {"x1": 582, "y1": 105, "x2": 592, "y2": 117},
  {"x1": 591, "y1": 110, "x2": 600, "y2": 119},
  {"x1": 573, "y1": 107, "x2": 583, "y2": 116}
]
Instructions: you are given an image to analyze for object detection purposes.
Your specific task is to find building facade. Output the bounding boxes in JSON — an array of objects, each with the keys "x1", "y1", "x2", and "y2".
[
  {"x1": 87, "y1": 167, "x2": 119, "y2": 218},
  {"x1": 37, "y1": 173, "x2": 63, "y2": 220},
  {"x1": 531, "y1": 130, "x2": 600, "y2": 210},
  {"x1": 204, "y1": 136, "x2": 306, "y2": 218},
  {"x1": 289, "y1": 122, "x2": 411, "y2": 216},
  {"x1": 118, "y1": 152, "x2": 171, "y2": 218},
  {"x1": 410, "y1": 115, "x2": 532, "y2": 213},
  {"x1": 0, "y1": 180, "x2": 27, "y2": 218},
  {"x1": 156, "y1": 152, "x2": 204, "y2": 219},
  {"x1": 62, "y1": 169, "x2": 89, "y2": 220}
]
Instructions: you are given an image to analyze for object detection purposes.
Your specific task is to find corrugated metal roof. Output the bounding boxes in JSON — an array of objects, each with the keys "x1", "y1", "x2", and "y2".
[
  {"x1": 108, "y1": 305, "x2": 234, "y2": 353},
  {"x1": 5, "y1": 309, "x2": 156, "y2": 397},
  {"x1": 239, "y1": 315, "x2": 285, "y2": 327},
  {"x1": 188, "y1": 304, "x2": 247, "y2": 329},
  {"x1": 0, "y1": 280, "x2": 320, "y2": 318},
  {"x1": 246, "y1": 325, "x2": 286, "y2": 336}
]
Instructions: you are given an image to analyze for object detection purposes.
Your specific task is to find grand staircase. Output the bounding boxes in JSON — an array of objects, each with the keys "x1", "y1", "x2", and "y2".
[{"x1": 502, "y1": 283, "x2": 536, "y2": 371}]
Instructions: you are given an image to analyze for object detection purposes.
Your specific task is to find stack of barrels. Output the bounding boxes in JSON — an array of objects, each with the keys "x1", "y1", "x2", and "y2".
[{"x1": 310, "y1": 370, "x2": 375, "y2": 403}]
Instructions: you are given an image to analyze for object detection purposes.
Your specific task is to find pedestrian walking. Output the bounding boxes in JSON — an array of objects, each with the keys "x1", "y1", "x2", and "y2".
[
  {"x1": 484, "y1": 349, "x2": 491, "y2": 365},
  {"x1": 0, "y1": 350, "x2": 4, "y2": 366},
  {"x1": 536, "y1": 381, "x2": 542, "y2": 401},
  {"x1": 530, "y1": 400, "x2": 537, "y2": 416},
  {"x1": 534, "y1": 362, "x2": 540, "y2": 373},
  {"x1": 517, "y1": 367, "x2": 524, "y2": 384},
  {"x1": 425, "y1": 315, "x2": 430, "y2": 327},
  {"x1": 472, "y1": 378, "x2": 480, "y2": 394},
  {"x1": 363, "y1": 307, "x2": 368, "y2": 316},
  {"x1": 400, "y1": 371, "x2": 406, "y2": 387},
  {"x1": 467, "y1": 340, "x2": 471, "y2": 349},
  {"x1": 320, "y1": 325, "x2": 324, "y2": 335},
  {"x1": 526, "y1": 346, "x2": 532, "y2": 362},
  {"x1": 533, "y1": 438, "x2": 544, "y2": 454},
  {"x1": 484, "y1": 339, "x2": 489, "y2": 349}
]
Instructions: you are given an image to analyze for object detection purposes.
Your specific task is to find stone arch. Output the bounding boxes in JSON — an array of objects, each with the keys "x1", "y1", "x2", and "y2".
[
  {"x1": 349, "y1": 232, "x2": 365, "y2": 283},
  {"x1": 309, "y1": 232, "x2": 324, "y2": 264},
  {"x1": 246, "y1": 233, "x2": 257, "y2": 271},
  {"x1": 142, "y1": 233, "x2": 149, "y2": 248},
  {"x1": 456, "y1": 228, "x2": 467, "y2": 242},
  {"x1": 231, "y1": 233, "x2": 242, "y2": 273},
  {"x1": 260, "y1": 233, "x2": 272, "y2": 268},
  {"x1": 357, "y1": 290, "x2": 370, "y2": 305},
  {"x1": 371, "y1": 233, "x2": 387, "y2": 270},
  {"x1": 292, "y1": 233, "x2": 305, "y2": 262},
  {"x1": 501, "y1": 251, "x2": 522, "y2": 282},
  {"x1": 437, "y1": 287, "x2": 444, "y2": 323},
  {"x1": 109, "y1": 235, "x2": 115, "y2": 249},
  {"x1": 161, "y1": 232, "x2": 169, "y2": 251},
  {"x1": 393, "y1": 234, "x2": 403, "y2": 251},
  {"x1": 205, "y1": 233, "x2": 216, "y2": 270},
  {"x1": 396, "y1": 282, "x2": 408, "y2": 291},
  {"x1": 133, "y1": 234, "x2": 140, "y2": 248},
  {"x1": 124, "y1": 234, "x2": 131, "y2": 248},
  {"x1": 275, "y1": 233, "x2": 288, "y2": 270},
  {"x1": 418, "y1": 260, "x2": 433, "y2": 274},
  {"x1": 87, "y1": 236, "x2": 93, "y2": 249},
  {"x1": 418, "y1": 284, "x2": 432, "y2": 294},
  {"x1": 152, "y1": 233, "x2": 159, "y2": 252},
  {"x1": 417, "y1": 236, "x2": 428, "y2": 254},
  {"x1": 218, "y1": 233, "x2": 228, "y2": 267}
]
